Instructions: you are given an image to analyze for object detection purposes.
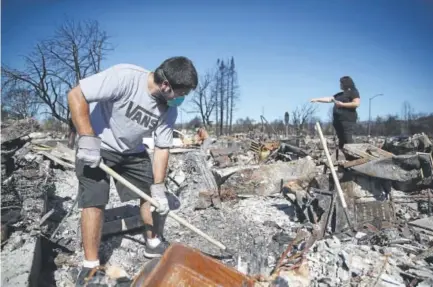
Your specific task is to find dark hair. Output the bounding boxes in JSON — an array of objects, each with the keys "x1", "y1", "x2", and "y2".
[
  {"x1": 154, "y1": 56, "x2": 198, "y2": 90},
  {"x1": 340, "y1": 76, "x2": 356, "y2": 90}
]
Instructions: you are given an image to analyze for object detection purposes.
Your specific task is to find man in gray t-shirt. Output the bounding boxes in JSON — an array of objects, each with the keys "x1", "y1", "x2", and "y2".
[{"x1": 68, "y1": 57, "x2": 198, "y2": 286}]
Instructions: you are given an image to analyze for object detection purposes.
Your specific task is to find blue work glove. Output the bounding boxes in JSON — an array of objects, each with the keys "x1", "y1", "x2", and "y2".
[
  {"x1": 76, "y1": 135, "x2": 102, "y2": 168},
  {"x1": 150, "y1": 183, "x2": 169, "y2": 215}
]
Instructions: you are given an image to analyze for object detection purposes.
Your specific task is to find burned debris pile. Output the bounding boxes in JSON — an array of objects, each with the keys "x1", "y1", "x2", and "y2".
[
  {"x1": 382, "y1": 133, "x2": 432, "y2": 156},
  {"x1": 1, "y1": 122, "x2": 433, "y2": 286},
  {"x1": 1, "y1": 119, "x2": 63, "y2": 286},
  {"x1": 1, "y1": 118, "x2": 55, "y2": 244}
]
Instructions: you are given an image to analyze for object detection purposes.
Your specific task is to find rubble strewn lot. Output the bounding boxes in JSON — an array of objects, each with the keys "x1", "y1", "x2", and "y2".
[{"x1": 1, "y1": 119, "x2": 433, "y2": 287}]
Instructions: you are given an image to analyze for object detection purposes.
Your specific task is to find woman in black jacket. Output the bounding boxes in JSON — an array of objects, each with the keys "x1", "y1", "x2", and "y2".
[{"x1": 310, "y1": 76, "x2": 361, "y2": 153}]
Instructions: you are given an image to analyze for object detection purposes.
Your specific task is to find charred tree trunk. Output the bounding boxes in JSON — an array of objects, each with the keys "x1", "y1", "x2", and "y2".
[
  {"x1": 225, "y1": 59, "x2": 230, "y2": 134},
  {"x1": 219, "y1": 60, "x2": 225, "y2": 136},
  {"x1": 215, "y1": 67, "x2": 219, "y2": 135},
  {"x1": 229, "y1": 58, "x2": 235, "y2": 134}
]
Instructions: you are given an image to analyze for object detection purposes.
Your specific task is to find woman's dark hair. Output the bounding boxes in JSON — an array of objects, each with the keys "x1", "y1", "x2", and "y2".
[
  {"x1": 340, "y1": 76, "x2": 356, "y2": 90},
  {"x1": 154, "y1": 56, "x2": 198, "y2": 90}
]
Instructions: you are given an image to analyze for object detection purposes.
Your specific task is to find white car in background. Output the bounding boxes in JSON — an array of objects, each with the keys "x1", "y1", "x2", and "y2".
[{"x1": 142, "y1": 130, "x2": 184, "y2": 150}]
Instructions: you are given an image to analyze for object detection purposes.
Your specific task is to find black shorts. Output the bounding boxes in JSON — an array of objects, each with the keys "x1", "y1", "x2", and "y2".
[{"x1": 75, "y1": 149, "x2": 154, "y2": 208}]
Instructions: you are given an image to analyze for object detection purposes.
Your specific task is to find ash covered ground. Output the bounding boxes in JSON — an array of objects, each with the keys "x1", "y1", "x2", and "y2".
[
  {"x1": 2, "y1": 122, "x2": 433, "y2": 287},
  {"x1": 46, "y1": 155, "x2": 303, "y2": 286}
]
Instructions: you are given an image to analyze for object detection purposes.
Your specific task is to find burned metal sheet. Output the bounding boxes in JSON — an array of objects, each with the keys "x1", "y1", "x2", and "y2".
[
  {"x1": 417, "y1": 152, "x2": 433, "y2": 178},
  {"x1": 351, "y1": 154, "x2": 425, "y2": 182},
  {"x1": 305, "y1": 188, "x2": 349, "y2": 236},
  {"x1": 408, "y1": 217, "x2": 433, "y2": 232},
  {"x1": 354, "y1": 200, "x2": 395, "y2": 230}
]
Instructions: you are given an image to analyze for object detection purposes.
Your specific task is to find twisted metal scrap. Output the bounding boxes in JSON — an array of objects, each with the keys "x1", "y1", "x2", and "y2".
[{"x1": 251, "y1": 227, "x2": 320, "y2": 285}]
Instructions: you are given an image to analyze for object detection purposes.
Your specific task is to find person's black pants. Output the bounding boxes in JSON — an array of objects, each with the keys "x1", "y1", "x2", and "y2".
[{"x1": 333, "y1": 120, "x2": 355, "y2": 149}]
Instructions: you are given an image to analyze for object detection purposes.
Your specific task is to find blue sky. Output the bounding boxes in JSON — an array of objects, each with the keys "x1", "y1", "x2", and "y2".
[{"x1": 2, "y1": 0, "x2": 433, "y2": 124}]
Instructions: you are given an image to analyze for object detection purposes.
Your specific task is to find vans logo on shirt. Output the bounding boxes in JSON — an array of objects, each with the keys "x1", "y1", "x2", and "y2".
[{"x1": 125, "y1": 101, "x2": 159, "y2": 129}]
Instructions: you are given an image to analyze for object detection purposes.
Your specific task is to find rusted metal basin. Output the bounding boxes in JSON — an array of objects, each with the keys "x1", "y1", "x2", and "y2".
[{"x1": 131, "y1": 243, "x2": 255, "y2": 287}]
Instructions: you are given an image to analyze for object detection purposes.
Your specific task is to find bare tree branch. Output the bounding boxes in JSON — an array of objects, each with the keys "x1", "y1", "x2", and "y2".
[
  {"x1": 291, "y1": 103, "x2": 318, "y2": 133},
  {"x1": 1, "y1": 84, "x2": 42, "y2": 119},
  {"x1": 190, "y1": 71, "x2": 215, "y2": 128},
  {"x1": 1, "y1": 19, "x2": 113, "y2": 123}
]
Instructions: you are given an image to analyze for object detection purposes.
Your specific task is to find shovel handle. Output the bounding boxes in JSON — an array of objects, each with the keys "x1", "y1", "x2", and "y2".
[{"x1": 98, "y1": 162, "x2": 227, "y2": 251}]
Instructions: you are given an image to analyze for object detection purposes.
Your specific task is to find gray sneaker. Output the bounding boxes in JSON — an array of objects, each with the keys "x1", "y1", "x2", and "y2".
[{"x1": 144, "y1": 240, "x2": 170, "y2": 258}]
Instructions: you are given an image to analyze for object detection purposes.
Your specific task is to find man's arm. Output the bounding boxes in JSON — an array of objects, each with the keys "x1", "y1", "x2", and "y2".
[
  {"x1": 68, "y1": 86, "x2": 94, "y2": 136},
  {"x1": 153, "y1": 147, "x2": 169, "y2": 184},
  {"x1": 152, "y1": 108, "x2": 177, "y2": 184}
]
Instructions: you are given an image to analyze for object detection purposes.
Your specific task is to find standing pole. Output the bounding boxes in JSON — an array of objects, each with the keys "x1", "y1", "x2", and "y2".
[
  {"x1": 368, "y1": 93, "x2": 384, "y2": 138},
  {"x1": 368, "y1": 97, "x2": 372, "y2": 138}
]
